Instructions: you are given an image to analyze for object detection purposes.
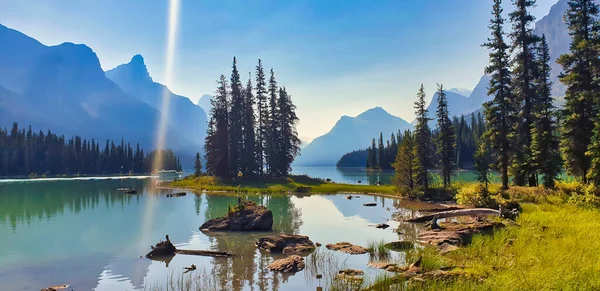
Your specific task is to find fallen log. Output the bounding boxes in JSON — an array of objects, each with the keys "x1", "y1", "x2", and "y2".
[
  {"x1": 175, "y1": 249, "x2": 233, "y2": 257},
  {"x1": 167, "y1": 192, "x2": 186, "y2": 197},
  {"x1": 405, "y1": 208, "x2": 500, "y2": 223}
]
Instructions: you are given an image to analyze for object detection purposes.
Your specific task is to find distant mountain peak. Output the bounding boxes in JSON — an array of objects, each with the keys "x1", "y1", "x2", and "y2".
[
  {"x1": 106, "y1": 54, "x2": 152, "y2": 83},
  {"x1": 357, "y1": 106, "x2": 389, "y2": 118}
]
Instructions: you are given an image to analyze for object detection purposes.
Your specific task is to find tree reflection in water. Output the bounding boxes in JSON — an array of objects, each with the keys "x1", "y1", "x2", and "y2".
[{"x1": 202, "y1": 193, "x2": 303, "y2": 291}]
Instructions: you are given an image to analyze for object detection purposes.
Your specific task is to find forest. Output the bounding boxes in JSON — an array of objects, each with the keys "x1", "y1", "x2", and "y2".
[
  {"x1": 0, "y1": 122, "x2": 182, "y2": 176},
  {"x1": 204, "y1": 58, "x2": 301, "y2": 179},
  {"x1": 336, "y1": 111, "x2": 485, "y2": 170}
]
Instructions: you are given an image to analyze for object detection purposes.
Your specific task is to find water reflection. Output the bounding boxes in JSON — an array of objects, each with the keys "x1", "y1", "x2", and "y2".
[{"x1": 0, "y1": 178, "x2": 421, "y2": 291}]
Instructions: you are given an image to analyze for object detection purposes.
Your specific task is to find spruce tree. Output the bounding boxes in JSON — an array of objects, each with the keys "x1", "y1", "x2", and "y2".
[
  {"x1": 276, "y1": 87, "x2": 301, "y2": 176},
  {"x1": 531, "y1": 35, "x2": 562, "y2": 188},
  {"x1": 255, "y1": 59, "x2": 269, "y2": 176},
  {"x1": 392, "y1": 130, "x2": 419, "y2": 198},
  {"x1": 241, "y1": 75, "x2": 258, "y2": 177},
  {"x1": 228, "y1": 57, "x2": 244, "y2": 177},
  {"x1": 205, "y1": 75, "x2": 230, "y2": 177},
  {"x1": 483, "y1": 0, "x2": 514, "y2": 189},
  {"x1": 377, "y1": 132, "x2": 385, "y2": 169},
  {"x1": 370, "y1": 138, "x2": 378, "y2": 168},
  {"x1": 475, "y1": 134, "x2": 494, "y2": 190},
  {"x1": 558, "y1": 0, "x2": 600, "y2": 183},
  {"x1": 435, "y1": 84, "x2": 456, "y2": 188},
  {"x1": 266, "y1": 69, "x2": 280, "y2": 176},
  {"x1": 509, "y1": 0, "x2": 540, "y2": 186},
  {"x1": 194, "y1": 152, "x2": 202, "y2": 177},
  {"x1": 413, "y1": 84, "x2": 433, "y2": 189}
]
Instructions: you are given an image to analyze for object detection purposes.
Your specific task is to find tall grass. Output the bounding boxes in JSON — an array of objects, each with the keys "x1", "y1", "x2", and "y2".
[
  {"x1": 366, "y1": 239, "x2": 391, "y2": 261},
  {"x1": 408, "y1": 203, "x2": 600, "y2": 290}
]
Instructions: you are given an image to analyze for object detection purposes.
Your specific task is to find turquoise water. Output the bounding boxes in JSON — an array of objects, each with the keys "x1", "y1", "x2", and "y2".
[{"x1": 0, "y1": 177, "x2": 429, "y2": 291}]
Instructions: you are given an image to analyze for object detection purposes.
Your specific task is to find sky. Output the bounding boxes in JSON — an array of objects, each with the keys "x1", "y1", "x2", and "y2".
[{"x1": 0, "y1": 0, "x2": 557, "y2": 142}]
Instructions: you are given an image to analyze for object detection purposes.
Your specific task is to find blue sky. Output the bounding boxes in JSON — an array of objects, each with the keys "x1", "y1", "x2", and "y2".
[{"x1": 0, "y1": 0, "x2": 556, "y2": 141}]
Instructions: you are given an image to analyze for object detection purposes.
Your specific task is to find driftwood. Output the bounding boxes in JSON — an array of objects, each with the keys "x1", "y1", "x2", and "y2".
[
  {"x1": 167, "y1": 192, "x2": 186, "y2": 197},
  {"x1": 175, "y1": 249, "x2": 232, "y2": 257},
  {"x1": 363, "y1": 203, "x2": 377, "y2": 207},
  {"x1": 405, "y1": 208, "x2": 500, "y2": 223}
]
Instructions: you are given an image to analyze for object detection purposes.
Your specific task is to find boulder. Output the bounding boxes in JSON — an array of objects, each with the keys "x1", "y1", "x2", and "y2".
[
  {"x1": 146, "y1": 235, "x2": 176, "y2": 258},
  {"x1": 256, "y1": 234, "x2": 316, "y2": 254},
  {"x1": 326, "y1": 242, "x2": 368, "y2": 254},
  {"x1": 267, "y1": 255, "x2": 305, "y2": 273},
  {"x1": 200, "y1": 199, "x2": 273, "y2": 231},
  {"x1": 418, "y1": 221, "x2": 504, "y2": 247}
]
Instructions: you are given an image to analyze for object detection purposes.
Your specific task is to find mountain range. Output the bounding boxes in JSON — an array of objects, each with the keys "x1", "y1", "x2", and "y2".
[
  {"x1": 0, "y1": 23, "x2": 208, "y2": 164},
  {"x1": 294, "y1": 107, "x2": 412, "y2": 166}
]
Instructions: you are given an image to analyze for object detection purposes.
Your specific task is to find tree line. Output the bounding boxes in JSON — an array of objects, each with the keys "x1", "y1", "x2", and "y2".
[
  {"x1": 204, "y1": 58, "x2": 301, "y2": 178},
  {"x1": 479, "y1": 0, "x2": 600, "y2": 189},
  {"x1": 0, "y1": 122, "x2": 182, "y2": 176}
]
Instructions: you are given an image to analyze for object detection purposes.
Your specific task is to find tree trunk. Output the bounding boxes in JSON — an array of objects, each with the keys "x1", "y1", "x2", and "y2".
[{"x1": 405, "y1": 208, "x2": 500, "y2": 223}]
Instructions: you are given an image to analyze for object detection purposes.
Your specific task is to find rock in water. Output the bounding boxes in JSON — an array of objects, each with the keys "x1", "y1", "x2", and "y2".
[
  {"x1": 146, "y1": 235, "x2": 176, "y2": 258},
  {"x1": 200, "y1": 200, "x2": 273, "y2": 231},
  {"x1": 256, "y1": 234, "x2": 316, "y2": 254},
  {"x1": 267, "y1": 255, "x2": 305, "y2": 273},
  {"x1": 326, "y1": 242, "x2": 368, "y2": 254}
]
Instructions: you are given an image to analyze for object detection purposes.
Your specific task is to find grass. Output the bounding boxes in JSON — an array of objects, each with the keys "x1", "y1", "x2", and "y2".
[
  {"x1": 366, "y1": 239, "x2": 391, "y2": 261},
  {"x1": 168, "y1": 174, "x2": 397, "y2": 195},
  {"x1": 387, "y1": 203, "x2": 600, "y2": 290}
]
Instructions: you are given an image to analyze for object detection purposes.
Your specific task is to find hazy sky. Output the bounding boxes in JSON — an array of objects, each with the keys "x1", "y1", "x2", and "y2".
[{"x1": 0, "y1": 0, "x2": 556, "y2": 141}]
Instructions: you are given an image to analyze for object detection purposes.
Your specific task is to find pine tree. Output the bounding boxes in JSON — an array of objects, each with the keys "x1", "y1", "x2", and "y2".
[
  {"x1": 255, "y1": 59, "x2": 269, "y2": 176},
  {"x1": 509, "y1": 0, "x2": 540, "y2": 186},
  {"x1": 483, "y1": 0, "x2": 514, "y2": 189},
  {"x1": 266, "y1": 69, "x2": 280, "y2": 176},
  {"x1": 435, "y1": 84, "x2": 456, "y2": 188},
  {"x1": 413, "y1": 84, "x2": 433, "y2": 189},
  {"x1": 475, "y1": 134, "x2": 494, "y2": 190},
  {"x1": 276, "y1": 87, "x2": 301, "y2": 175},
  {"x1": 558, "y1": 0, "x2": 600, "y2": 183},
  {"x1": 241, "y1": 75, "x2": 258, "y2": 177},
  {"x1": 228, "y1": 57, "x2": 244, "y2": 177},
  {"x1": 205, "y1": 75, "x2": 230, "y2": 177},
  {"x1": 531, "y1": 35, "x2": 562, "y2": 188},
  {"x1": 194, "y1": 152, "x2": 202, "y2": 177},
  {"x1": 369, "y1": 138, "x2": 378, "y2": 168},
  {"x1": 392, "y1": 130, "x2": 419, "y2": 198},
  {"x1": 377, "y1": 132, "x2": 385, "y2": 168}
]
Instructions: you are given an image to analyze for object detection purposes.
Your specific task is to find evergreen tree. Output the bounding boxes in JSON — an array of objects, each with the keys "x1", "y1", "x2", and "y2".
[
  {"x1": 435, "y1": 84, "x2": 456, "y2": 187},
  {"x1": 413, "y1": 84, "x2": 434, "y2": 189},
  {"x1": 228, "y1": 57, "x2": 244, "y2": 177},
  {"x1": 194, "y1": 152, "x2": 202, "y2": 177},
  {"x1": 241, "y1": 75, "x2": 258, "y2": 177},
  {"x1": 266, "y1": 69, "x2": 280, "y2": 176},
  {"x1": 276, "y1": 87, "x2": 301, "y2": 175},
  {"x1": 475, "y1": 134, "x2": 494, "y2": 190},
  {"x1": 392, "y1": 130, "x2": 419, "y2": 198},
  {"x1": 205, "y1": 75, "x2": 230, "y2": 177},
  {"x1": 483, "y1": 0, "x2": 514, "y2": 189},
  {"x1": 369, "y1": 138, "x2": 378, "y2": 168},
  {"x1": 531, "y1": 35, "x2": 562, "y2": 188},
  {"x1": 255, "y1": 59, "x2": 269, "y2": 176},
  {"x1": 377, "y1": 132, "x2": 385, "y2": 168},
  {"x1": 558, "y1": 0, "x2": 600, "y2": 183},
  {"x1": 509, "y1": 0, "x2": 540, "y2": 186}
]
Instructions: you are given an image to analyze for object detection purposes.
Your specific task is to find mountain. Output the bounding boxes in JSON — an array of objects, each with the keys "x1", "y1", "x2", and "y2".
[
  {"x1": 106, "y1": 55, "x2": 208, "y2": 147},
  {"x1": 196, "y1": 94, "x2": 213, "y2": 114},
  {"x1": 0, "y1": 24, "x2": 196, "y2": 157},
  {"x1": 425, "y1": 90, "x2": 473, "y2": 121},
  {"x1": 294, "y1": 107, "x2": 413, "y2": 166},
  {"x1": 447, "y1": 88, "x2": 472, "y2": 97}
]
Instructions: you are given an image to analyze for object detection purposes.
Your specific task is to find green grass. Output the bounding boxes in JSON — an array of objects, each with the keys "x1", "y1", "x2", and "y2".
[
  {"x1": 393, "y1": 203, "x2": 600, "y2": 290},
  {"x1": 366, "y1": 239, "x2": 391, "y2": 261},
  {"x1": 168, "y1": 174, "x2": 398, "y2": 195}
]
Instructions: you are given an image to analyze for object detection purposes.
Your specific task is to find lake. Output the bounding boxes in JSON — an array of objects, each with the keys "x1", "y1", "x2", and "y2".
[
  {"x1": 0, "y1": 176, "x2": 432, "y2": 291},
  {"x1": 291, "y1": 166, "x2": 483, "y2": 185}
]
